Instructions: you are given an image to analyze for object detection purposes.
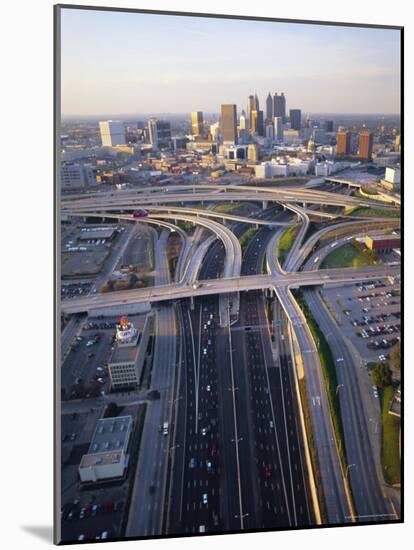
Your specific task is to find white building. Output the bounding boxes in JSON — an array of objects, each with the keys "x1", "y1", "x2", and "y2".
[
  {"x1": 385, "y1": 166, "x2": 401, "y2": 185},
  {"x1": 283, "y1": 129, "x2": 301, "y2": 145},
  {"x1": 79, "y1": 416, "x2": 133, "y2": 483},
  {"x1": 60, "y1": 163, "x2": 95, "y2": 189},
  {"x1": 99, "y1": 120, "x2": 126, "y2": 147},
  {"x1": 314, "y1": 160, "x2": 350, "y2": 177},
  {"x1": 255, "y1": 158, "x2": 312, "y2": 178}
]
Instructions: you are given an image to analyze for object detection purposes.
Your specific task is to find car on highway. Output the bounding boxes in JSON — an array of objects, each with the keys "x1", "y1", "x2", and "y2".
[
  {"x1": 202, "y1": 494, "x2": 208, "y2": 505},
  {"x1": 206, "y1": 385, "x2": 211, "y2": 392},
  {"x1": 206, "y1": 460, "x2": 212, "y2": 472},
  {"x1": 189, "y1": 458, "x2": 197, "y2": 469},
  {"x1": 201, "y1": 427, "x2": 207, "y2": 436},
  {"x1": 132, "y1": 209, "x2": 148, "y2": 218},
  {"x1": 264, "y1": 464, "x2": 272, "y2": 479}
]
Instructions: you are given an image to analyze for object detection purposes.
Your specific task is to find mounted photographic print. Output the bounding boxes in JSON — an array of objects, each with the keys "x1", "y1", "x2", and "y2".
[{"x1": 55, "y1": 4, "x2": 403, "y2": 544}]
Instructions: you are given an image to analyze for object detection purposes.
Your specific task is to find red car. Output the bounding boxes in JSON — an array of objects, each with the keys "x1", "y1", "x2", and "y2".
[
  {"x1": 132, "y1": 209, "x2": 148, "y2": 219},
  {"x1": 264, "y1": 465, "x2": 272, "y2": 479}
]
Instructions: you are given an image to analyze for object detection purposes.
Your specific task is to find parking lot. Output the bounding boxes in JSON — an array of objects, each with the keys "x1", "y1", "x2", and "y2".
[
  {"x1": 60, "y1": 402, "x2": 146, "y2": 543},
  {"x1": 321, "y1": 278, "x2": 401, "y2": 372}
]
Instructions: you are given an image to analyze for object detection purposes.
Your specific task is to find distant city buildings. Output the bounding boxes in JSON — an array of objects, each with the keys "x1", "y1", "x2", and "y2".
[
  {"x1": 289, "y1": 109, "x2": 302, "y2": 131},
  {"x1": 221, "y1": 104, "x2": 238, "y2": 144},
  {"x1": 251, "y1": 109, "x2": 264, "y2": 137},
  {"x1": 324, "y1": 120, "x2": 334, "y2": 132},
  {"x1": 273, "y1": 93, "x2": 286, "y2": 122},
  {"x1": 358, "y1": 130, "x2": 373, "y2": 160},
  {"x1": 61, "y1": 162, "x2": 95, "y2": 189},
  {"x1": 274, "y1": 116, "x2": 284, "y2": 141},
  {"x1": 266, "y1": 92, "x2": 273, "y2": 122},
  {"x1": 336, "y1": 130, "x2": 352, "y2": 156},
  {"x1": 191, "y1": 111, "x2": 204, "y2": 136},
  {"x1": 99, "y1": 120, "x2": 126, "y2": 147},
  {"x1": 148, "y1": 117, "x2": 172, "y2": 149}
]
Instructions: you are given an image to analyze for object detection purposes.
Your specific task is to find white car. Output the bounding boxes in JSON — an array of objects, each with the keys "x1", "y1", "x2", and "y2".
[
  {"x1": 201, "y1": 428, "x2": 207, "y2": 436},
  {"x1": 203, "y1": 494, "x2": 208, "y2": 504},
  {"x1": 206, "y1": 385, "x2": 211, "y2": 392}
]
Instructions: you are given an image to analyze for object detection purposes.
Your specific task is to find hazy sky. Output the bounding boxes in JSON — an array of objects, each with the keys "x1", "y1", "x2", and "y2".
[{"x1": 61, "y1": 8, "x2": 401, "y2": 116}]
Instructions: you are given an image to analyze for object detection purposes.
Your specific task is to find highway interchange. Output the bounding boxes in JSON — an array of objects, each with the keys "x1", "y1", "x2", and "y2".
[{"x1": 61, "y1": 179, "x2": 400, "y2": 536}]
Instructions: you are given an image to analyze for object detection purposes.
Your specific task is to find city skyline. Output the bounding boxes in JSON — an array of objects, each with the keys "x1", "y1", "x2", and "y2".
[{"x1": 61, "y1": 9, "x2": 401, "y2": 116}]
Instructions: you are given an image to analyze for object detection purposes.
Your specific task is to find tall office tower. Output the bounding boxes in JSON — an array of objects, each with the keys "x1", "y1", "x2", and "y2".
[
  {"x1": 239, "y1": 111, "x2": 247, "y2": 130},
  {"x1": 265, "y1": 123, "x2": 274, "y2": 142},
  {"x1": 99, "y1": 120, "x2": 126, "y2": 146},
  {"x1": 266, "y1": 92, "x2": 273, "y2": 121},
  {"x1": 358, "y1": 130, "x2": 373, "y2": 160},
  {"x1": 273, "y1": 92, "x2": 286, "y2": 122},
  {"x1": 289, "y1": 109, "x2": 302, "y2": 131},
  {"x1": 191, "y1": 111, "x2": 204, "y2": 136},
  {"x1": 274, "y1": 116, "x2": 284, "y2": 141},
  {"x1": 221, "y1": 104, "x2": 237, "y2": 144},
  {"x1": 395, "y1": 134, "x2": 401, "y2": 152},
  {"x1": 247, "y1": 95, "x2": 255, "y2": 130},
  {"x1": 251, "y1": 110, "x2": 264, "y2": 136},
  {"x1": 148, "y1": 117, "x2": 172, "y2": 148},
  {"x1": 324, "y1": 120, "x2": 334, "y2": 132},
  {"x1": 336, "y1": 130, "x2": 352, "y2": 155},
  {"x1": 247, "y1": 143, "x2": 259, "y2": 162}
]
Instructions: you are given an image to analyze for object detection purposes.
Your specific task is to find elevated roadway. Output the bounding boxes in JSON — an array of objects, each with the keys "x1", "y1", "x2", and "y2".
[{"x1": 61, "y1": 264, "x2": 399, "y2": 314}]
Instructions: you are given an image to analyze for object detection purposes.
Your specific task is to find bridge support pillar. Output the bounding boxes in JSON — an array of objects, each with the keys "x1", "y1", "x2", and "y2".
[
  {"x1": 190, "y1": 296, "x2": 195, "y2": 310},
  {"x1": 302, "y1": 202, "x2": 307, "y2": 208},
  {"x1": 262, "y1": 200, "x2": 268, "y2": 210},
  {"x1": 255, "y1": 223, "x2": 259, "y2": 230}
]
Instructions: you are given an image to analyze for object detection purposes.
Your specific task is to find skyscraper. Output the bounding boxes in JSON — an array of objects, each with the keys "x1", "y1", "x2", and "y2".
[
  {"x1": 221, "y1": 104, "x2": 237, "y2": 144},
  {"x1": 148, "y1": 117, "x2": 172, "y2": 148},
  {"x1": 239, "y1": 111, "x2": 247, "y2": 131},
  {"x1": 266, "y1": 92, "x2": 273, "y2": 121},
  {"x1": 191, "y1": 111, "x2": 204, "y2": 136},
  {"x1": 336, "y1": 130, "x2": 352, "y2": 155},
  {"x1": 274, "y1": 117, "x2": 284, "y2": 141},
  {"x1": 324, "y1": 120, "x2": 334, "y2": 132},
  {"x1": 247, "y1": 94, "x2": 260, "y2": 131},
  {"x1": 273, "y1": 93, "x2": 286, "y2": 122},
  {"x1": 290, "y1": 109, "x2": 302, "y2": 131},
  {"x1": 99, "y1": 120, "x2": 126, "y2": 147},
  {"x1": 358, "y1": 130, "x2": 373, "y2": 160},
  {"x1": 251, "y1": 110, "x2": 264, "y2": 137}
]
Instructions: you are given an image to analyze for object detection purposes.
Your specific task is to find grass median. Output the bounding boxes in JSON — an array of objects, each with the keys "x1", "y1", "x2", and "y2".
[
  {"x1": 293, "y1": 290, "x2": 349, "y2": 472},
  {"x1": 381, "y1": 386, "x2": 401, "y2": 486},
  {"x1": 277, "y1": 224, "x2": 299, "y2": 265},
  {"x1": 320, "y1": 242, "x2": 377, "y2": 269}
]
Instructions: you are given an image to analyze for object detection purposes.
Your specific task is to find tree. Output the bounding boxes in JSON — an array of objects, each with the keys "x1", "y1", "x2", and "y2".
[{"x1": 371, "y1": 363, "x2": 392, "y2": 389}]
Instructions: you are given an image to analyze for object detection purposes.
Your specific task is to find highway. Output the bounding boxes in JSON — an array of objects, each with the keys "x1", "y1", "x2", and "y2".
[
  {"x1": 61, "y1": 264, "x2": 399, "y2": 314},
  {"x1": 126, "y1": 231, "x2": 178, "y2": 537}
]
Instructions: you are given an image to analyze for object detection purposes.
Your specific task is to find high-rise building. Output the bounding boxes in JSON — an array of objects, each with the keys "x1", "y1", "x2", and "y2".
[
  {"x1": 273, "y1": 93, "x2": 286, "y2": 122},
  {"x1": 148, "y1": 117, "x2": 172, "y2": 148},
  {"x1": 61, "y1": 163, "x2": 95, "y2": 189},
  {"x1": 266, "y1": 92, "x2": 273, "y2": 121},
  {"x1": 191, "y1": 111, "x2": 204, "y2": 136},
  {"x1": 265, "y1": 123, "x2": 274, "y2": 142},
  {"x1": 324, "y1": 120, "x2": 334, "y2": 132},
  {"x1": 290, "y1": 109, "x2": 302, "y2": 131},
  {"x1": 358, "y1": 130, "x2": 373, "y2": 160},
  {"x1": 221, "y1": 104, "x2": 237, "y2": 144},
  {"x1": 336, "y1": 130, "x2": 352, "y2": 156},
  {"x1": 239, "y1": 111, "x2": 247, "y2": 131},
  {"x1": 247, "y1": 94, "x2": 260, "y2": 130},
  {"x1": 247, "y1": 144, "x2": 259, "y2": 162},
  {"x1": 274, "y1": 117, "x2": 284, "y2": 141},
  {"x1": 209, "y1": 122, "x2": 220, "y2": 142},
  {"x1": 395, "y1": 134, "x2": 401, "y2": 152},
  {"x1": 251, "y1": 110, "x2": 264, "y2": 137},
  {"x1": 99, "y1": 120, "x2": 126, "y2": 147}
]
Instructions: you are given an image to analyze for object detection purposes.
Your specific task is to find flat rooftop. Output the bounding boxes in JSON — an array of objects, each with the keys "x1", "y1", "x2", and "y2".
[
  {"x1": 88, "y1": 415, "x2": 132, "y2": 454},
  {"x1": 109, "y1": 337, "x2": 140, "y2": 365},
  {"x1": 78, "y1": 228, "x2": 116, "y2": 240},
  {"x1": 80, "y1": 450, "x2": 123, "y2": 468}
]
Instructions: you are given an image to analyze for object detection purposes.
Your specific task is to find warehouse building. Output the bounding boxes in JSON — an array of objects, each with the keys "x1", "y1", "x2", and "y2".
[
  {"x1": 364, "y1": 234, "x2": 400, "y2": 251},
  {"x1": 79, "y1": 416, "x2": 133, "y2": 483}
]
